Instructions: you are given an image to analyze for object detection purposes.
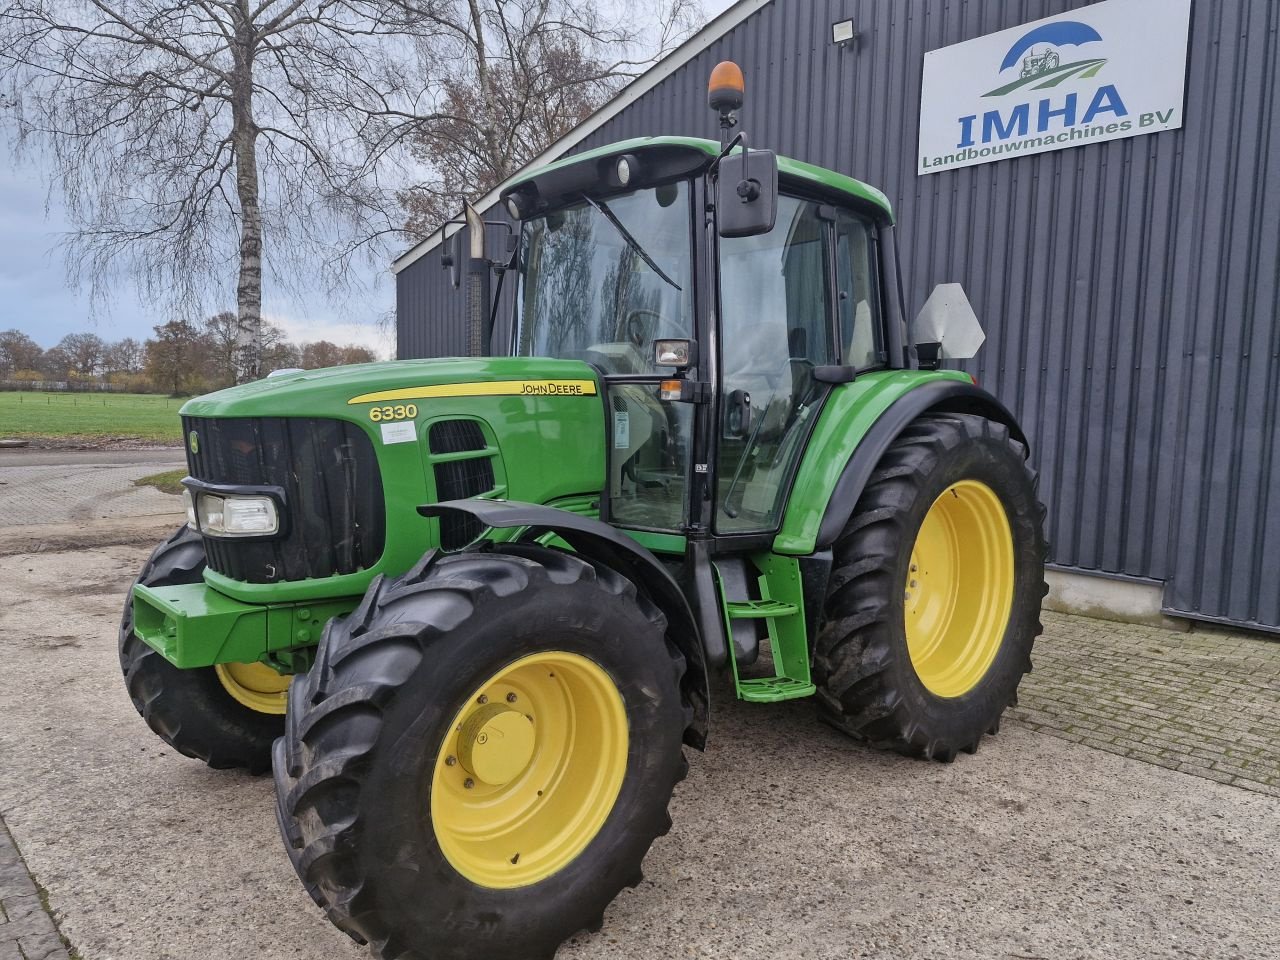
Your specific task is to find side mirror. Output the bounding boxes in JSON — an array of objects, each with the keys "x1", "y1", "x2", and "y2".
[{"x1": 716, "y1": 150, "x2": 778, "y2": 238}]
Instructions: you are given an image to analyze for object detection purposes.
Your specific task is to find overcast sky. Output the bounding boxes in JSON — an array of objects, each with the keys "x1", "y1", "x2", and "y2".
[{"x1": 0, "y1": 0, "x2": 740, "y2": 357}]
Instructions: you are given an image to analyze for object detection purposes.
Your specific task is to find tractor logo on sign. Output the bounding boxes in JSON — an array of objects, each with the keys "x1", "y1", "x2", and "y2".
[
  {"x1": 982, "y1": 21, "x2": 1106, "y2": 97},
  {"x1": 919, "y1": 0, "x2": 1191, "y2": 175}
]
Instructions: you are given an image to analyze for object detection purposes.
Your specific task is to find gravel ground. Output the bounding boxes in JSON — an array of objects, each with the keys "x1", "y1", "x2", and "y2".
[{"x1": 0, "y1": 541, "x2": 1276, "y2": 960}]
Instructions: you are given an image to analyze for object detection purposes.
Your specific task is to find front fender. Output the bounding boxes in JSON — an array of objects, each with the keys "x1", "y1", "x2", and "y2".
[
  {"x1": 773, "y1": 371, "x2": 1028, "y2": 555},
  {"x1": 418, "y1": 499, "x2": 709, "y2": 750}
]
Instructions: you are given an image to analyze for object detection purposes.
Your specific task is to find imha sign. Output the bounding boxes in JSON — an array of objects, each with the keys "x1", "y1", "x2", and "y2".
[{"x1": 919, "y1": 0, "x2": 1193, "y2": 174}]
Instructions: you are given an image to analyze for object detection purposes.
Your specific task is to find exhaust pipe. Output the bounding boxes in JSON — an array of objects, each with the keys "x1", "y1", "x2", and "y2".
[{"x1": 464, "y1": 201, "x2": 491, "y2": 357}]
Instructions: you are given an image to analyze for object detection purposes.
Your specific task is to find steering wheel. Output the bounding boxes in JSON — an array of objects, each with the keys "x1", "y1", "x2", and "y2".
[{"x1": 623, "y1": 309, "x2": 662, "y2": 348}]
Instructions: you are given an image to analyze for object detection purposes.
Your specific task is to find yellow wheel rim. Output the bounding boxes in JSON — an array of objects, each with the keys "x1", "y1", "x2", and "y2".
[
  {"x1": 904, "y1": 480, "x2": 1015, "y2": 698},
  {"x1": 213, "y1": 661, "x2": 290, "y2": 715},
  {"x1": 430, "y1": 651, "x2": 629, "y2": 889}
]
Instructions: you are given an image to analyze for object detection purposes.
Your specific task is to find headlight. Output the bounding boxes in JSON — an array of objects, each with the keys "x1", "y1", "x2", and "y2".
[{"x1": 196, "y1": 493, "x2": 279, "y2": 537}]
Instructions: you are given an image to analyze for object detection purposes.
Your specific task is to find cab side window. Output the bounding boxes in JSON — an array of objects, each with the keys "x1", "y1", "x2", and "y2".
[{"x1": 835, "y1": 212, "x2": 884, "y2": 370}]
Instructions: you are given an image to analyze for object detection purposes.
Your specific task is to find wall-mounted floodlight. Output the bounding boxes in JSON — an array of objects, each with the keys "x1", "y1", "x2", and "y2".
[{"x1": 832, "y1": 19, "x2": 857, "y2": 47}]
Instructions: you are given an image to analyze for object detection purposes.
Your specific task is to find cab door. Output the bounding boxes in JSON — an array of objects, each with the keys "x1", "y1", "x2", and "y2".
[{"x1": 715, "y1": 196, "x2": 838, "y2": 533}]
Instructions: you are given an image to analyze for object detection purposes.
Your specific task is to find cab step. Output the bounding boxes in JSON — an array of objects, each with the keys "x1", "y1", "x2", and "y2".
[
  {"x1": 725, "y1": 599, "x2": 799, "y2": 620},
  {"x1": 714, "y1": 554, "x2": 815, "y2": 704},
  {"x1": 736, "y1": 676, "x2": 817, "y2": 703}
]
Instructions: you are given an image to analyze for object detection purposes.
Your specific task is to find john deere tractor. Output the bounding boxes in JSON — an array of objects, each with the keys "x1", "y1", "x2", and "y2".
[{"x1": 121, "y1": 62, "x2": 1045, "y2": 960}]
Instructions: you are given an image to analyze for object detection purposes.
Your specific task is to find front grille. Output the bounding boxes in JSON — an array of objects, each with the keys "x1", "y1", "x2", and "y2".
[
  {"x1": 183, "y1": 416, "x2": 386, "y2": 583},
  {"x1": 430, "y1": 420, "x2": 496, "y2": 549}
]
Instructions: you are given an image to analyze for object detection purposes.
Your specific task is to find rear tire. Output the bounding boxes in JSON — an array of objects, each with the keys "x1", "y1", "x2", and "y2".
[
  {"x1": 814, "y1": 413, "x2": 1047, "y2": 761},
  {"x1": 274, "y1": 544, "x2": 691, "y2": 960},
  {"x1": 119, "y1": 526, "x2": 284, "y2": 773}
]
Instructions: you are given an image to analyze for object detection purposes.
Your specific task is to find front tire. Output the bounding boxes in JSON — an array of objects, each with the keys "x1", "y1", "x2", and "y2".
[
  {"x1": 814, "y1": 413, "x2": 1047, "y2": 761},
  {"x1": 274, "y1": 545, "x2": 690, "y2": 960},
  {"x1": 119, "y1": 526, "x2": 286, "y2": 773}
]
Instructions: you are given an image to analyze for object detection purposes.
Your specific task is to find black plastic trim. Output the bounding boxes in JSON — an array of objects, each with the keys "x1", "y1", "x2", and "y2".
[
  {"x1": 879, "y1": 223, "x2": 908, "y2": 369},
  {"x1": 685, "y1": 538, "x2": 729, "y2": 671},
  {"x1": 815, "y1": 381, "x2": 1029, "y2": 549},
  {"x1": 813, "y1": 365, "x2": 857, "y2": 384}
]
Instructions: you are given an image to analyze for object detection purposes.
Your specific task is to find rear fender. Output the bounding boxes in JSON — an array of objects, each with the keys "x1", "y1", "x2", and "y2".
[{"x1": 419, "y1": 499, "x2": 709, "y2": 749}]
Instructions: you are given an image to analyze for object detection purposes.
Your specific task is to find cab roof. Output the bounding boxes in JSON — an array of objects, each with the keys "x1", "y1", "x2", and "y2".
[{"x1": 504, "y1": 136, "x2": 894, "y2": 223}]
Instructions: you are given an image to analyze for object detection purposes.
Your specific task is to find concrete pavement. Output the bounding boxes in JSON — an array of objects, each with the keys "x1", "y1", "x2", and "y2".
[{"x1": 0, "y1": 541, "x2": 1276, "y2": 960}]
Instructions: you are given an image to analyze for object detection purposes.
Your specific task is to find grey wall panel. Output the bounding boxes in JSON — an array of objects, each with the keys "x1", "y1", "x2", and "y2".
[
  {"x1": 397, "y1": 0, "x2": 1280, "y2": 632},
  {"x1": 396, "y1": 232, "x2": 470, "y2": 359}
]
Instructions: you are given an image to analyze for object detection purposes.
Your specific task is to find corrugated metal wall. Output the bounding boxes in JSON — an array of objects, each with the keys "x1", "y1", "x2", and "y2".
[{"x1": 396, "y1": 0, "x2": 1280, "y2": 632}]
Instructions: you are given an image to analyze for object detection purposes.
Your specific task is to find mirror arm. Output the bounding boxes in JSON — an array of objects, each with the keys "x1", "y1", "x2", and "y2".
[
  {"x1": 711, "y1": 133, "x2": 762, "y2": 207},
  {"x1": 709, "y1": 132, "x2": 748, "y2": 177}
]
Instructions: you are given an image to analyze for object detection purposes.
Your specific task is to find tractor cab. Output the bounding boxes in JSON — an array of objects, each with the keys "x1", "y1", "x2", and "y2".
[{"x1": 498, "y1": 134, "x2": 898, "y2": 545}]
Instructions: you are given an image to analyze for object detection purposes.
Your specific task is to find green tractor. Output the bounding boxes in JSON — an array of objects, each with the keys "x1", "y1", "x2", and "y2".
[{"x1": 121, "y1": 62, "x2": 1045, "y2": 960}]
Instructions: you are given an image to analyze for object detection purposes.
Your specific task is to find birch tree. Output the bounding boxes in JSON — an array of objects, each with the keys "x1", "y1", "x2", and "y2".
[{"x1": 0, "y1": 1, "x2": 438, "y2": 380}]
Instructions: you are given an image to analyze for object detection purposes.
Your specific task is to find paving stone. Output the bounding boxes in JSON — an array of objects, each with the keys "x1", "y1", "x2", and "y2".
[
  {"x1": 0, "y1": 819, "x2": 70, "y2": 960},
  {"x1": 18, "y1": 930, "x2": 68, "y2": 960},
  {"x1": 0, "y1": 460, "x2": 182, "y2": 528},
  {"x1": 1010, "y1": 610, "x2": 1280, "y2": 795},
  {"x1": 0, "y1": 896, "x2": 38, "y2": 922}
]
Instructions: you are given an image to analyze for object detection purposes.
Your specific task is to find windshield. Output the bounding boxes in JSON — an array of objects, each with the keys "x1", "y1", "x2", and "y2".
[{"x1": 515, "y1": 182, "x2": 693, "y2": 376}]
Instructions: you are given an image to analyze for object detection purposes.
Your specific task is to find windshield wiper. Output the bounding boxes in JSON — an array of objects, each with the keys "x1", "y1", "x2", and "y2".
[{"x1": 582, "y1": 195, "x2": 682, "y2": 291}]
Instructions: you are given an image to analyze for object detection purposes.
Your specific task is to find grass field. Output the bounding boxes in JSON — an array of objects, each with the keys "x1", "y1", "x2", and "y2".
[
  {"x1": 135, "y1": 469, "x2": 187, "y2": 495},
  {"x1": 0, "y1": 391, "x2": 185, "y2": 443}
]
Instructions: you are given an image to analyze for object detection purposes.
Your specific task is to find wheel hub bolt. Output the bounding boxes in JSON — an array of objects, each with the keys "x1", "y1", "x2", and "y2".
[
  {"x1": 445, "y1": 755, "x2": 456, "y2": 766},
  {"x1": 506, "y1": 693, "x2": 518, "y2": 703},
  {"x1": 463, "y1": 778, "x2": 475, "y2": 789}
]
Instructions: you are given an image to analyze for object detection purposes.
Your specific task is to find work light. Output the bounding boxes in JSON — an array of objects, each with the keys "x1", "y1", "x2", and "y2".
[
  {"x1": 616, "y1": 154, "x2": 640, "y2": 187},
  {"x1": 654, "y1": 339, "x2": 695, "y2": 368}
]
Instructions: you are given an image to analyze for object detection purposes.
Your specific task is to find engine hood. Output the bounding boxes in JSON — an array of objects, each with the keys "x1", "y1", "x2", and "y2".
[{"x1": 181, "y1": 357, "x2": 601, "y2": 418}]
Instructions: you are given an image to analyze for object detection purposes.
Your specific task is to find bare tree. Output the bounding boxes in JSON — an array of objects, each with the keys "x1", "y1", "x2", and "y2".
[
  {"x1": 301, "y1": 340, "x2": 344, "y2": 369},
  {"x1": 145, "y1": 319, "x2": 209, "y2": 395},
  {"x1": 338, "y1": 344, "x2": 377, "y2": 364},
  {"x1": 0, "y1": 329, "x2": 44, "y2": 375},
  {"x1": 103, "y1": 336, "x2": 145, "y2": 375},
  {"x1": 0, "y1": 1, "x2": 440, "y2": 380},
  {"x1": 261, "y1": 338, "x2": 302, "y2": 373},
  {"x1": 37, "y1": 346, "x2": 71, "y2": 380},
  {"x1": 202, "y1": 310, "x2": 244, "y2": 387},
  {"x1": 203, "y1": 309, "x2": 288, "y2": 386},
  {"x1": 56, "y1": 332, "x2": 105, "y2": 376},
  {"x1": 400, "y1": 0, "x2": 703, "y2": 235}
]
